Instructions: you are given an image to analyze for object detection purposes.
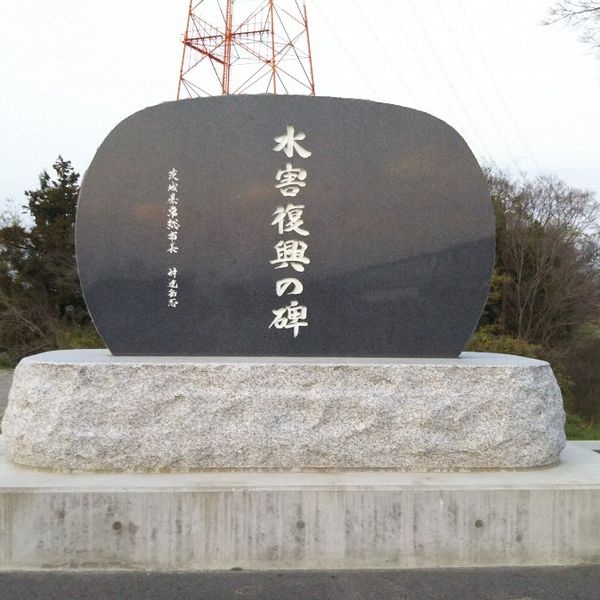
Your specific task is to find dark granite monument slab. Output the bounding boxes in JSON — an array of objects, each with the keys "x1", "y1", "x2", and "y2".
[{"x1": 75, "y1": 95, "x2": 494, "y2": 356}]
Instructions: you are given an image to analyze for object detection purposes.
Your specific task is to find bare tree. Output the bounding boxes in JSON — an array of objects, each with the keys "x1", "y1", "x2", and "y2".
[
  {"x1": 545, "y1": 1, "x2": 600, "y2": 53},
  {"x1": 487, "y1": 169, "x2": 600, "y2": 347}
]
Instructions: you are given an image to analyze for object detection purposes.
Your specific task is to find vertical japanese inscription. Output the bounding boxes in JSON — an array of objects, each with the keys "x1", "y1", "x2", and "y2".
[
  {"x1": 166, "y1": 168, "x2": 180, "y2": 308},
  {"x1": 269, "y1": 126, "x2": 312, "y2": 337}
]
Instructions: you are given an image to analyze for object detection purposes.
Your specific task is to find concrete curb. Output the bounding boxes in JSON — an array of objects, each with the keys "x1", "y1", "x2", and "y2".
[{"x1": 1, "y1": 439, "x2": 599, "y2": 570}]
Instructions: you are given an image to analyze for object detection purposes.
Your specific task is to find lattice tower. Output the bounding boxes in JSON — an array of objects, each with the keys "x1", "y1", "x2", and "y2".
[{"x1": 177, "y1": 0, "x2": 316, "y2": 97}]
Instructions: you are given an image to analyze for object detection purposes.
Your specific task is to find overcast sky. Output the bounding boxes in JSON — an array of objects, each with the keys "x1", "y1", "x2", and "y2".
[{"x1": 1, "y1": 0, "x2": 599, "y2": 215}]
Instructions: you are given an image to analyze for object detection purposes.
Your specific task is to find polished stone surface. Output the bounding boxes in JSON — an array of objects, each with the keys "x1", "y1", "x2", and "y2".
[
  {"x1": 2, "y1": 350, "x2": 564, "y2": 471},
  {"x1": 76, "y1": 95, "x2": 494, "y2": 356}
]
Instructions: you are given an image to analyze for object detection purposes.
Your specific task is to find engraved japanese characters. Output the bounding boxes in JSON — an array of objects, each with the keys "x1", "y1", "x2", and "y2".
[
  {"x1": 75, "y1": 95, "x2": 494, "y2": 356},
  {"x1": 166, "y1": 168, "x2": 180, "y2": 308},
  {"x1": 270, "y1": 126, "x2": 312, "y2": 337}
]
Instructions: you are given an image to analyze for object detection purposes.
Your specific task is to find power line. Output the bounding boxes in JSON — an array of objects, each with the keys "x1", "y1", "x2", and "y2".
[
  {"x1": 311, "y1": 2, "x2": 382, "y2": 101},
  {"x1": 455, "y1": 0, "x2": 543, "y2": 175},
  {"x1": 435, "y1": 0, "x2": 525, "y2": 175},
  {"x1": 382, "y1": 0, "x2": 469, "y2": 146},
  {"x1": 350, "y1": 0, "x2": 419, "y2": 106},
  {"x1": 405, "y1": 0, "x2": 494, "y2": 160}
]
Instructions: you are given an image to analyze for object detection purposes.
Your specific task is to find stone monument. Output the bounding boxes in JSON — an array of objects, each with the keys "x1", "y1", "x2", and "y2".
[
  {"x1": 74, "y1": 95, "x2": 493, "y2": 358},
  {"x1": 1, "y1": 96, "x2": 591, "y2": 573},
  {"x1": 3, "y1": 95, "x2": 564, "y2": 471}
]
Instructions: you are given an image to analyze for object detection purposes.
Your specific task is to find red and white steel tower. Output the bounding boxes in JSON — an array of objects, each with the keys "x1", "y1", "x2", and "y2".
[{"x1": 177, "y1": 0, "x2": 316, "y2": 98}]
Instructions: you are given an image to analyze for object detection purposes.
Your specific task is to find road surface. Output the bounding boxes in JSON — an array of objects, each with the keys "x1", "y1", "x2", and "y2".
[{"x1": 1, "y1": 567, "x2": 600, "y2": 600}]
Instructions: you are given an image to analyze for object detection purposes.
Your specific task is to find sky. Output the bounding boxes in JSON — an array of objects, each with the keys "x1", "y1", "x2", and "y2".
[{"x1": 1, "y1": 0, "x2": 599, "y2": 217}]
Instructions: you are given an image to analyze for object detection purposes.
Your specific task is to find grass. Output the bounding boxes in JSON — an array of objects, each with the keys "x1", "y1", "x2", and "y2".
[
  {"x1": 0, "y1": 353, "x2": 14, "y2": 369},
  {"x1": 565, "y1": 413, "x2": 600, "y2": 441}
]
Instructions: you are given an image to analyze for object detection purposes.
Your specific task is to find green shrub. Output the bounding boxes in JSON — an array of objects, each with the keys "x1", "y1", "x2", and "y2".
[
  {"x1": 466, "y1": 326, "x2": 575, "y2": 412},
  {"x1": 55, "y1": 323, "x2": 105, "y2": 350},
  {"x1": 561, "y1": 328, "x2": 600, "y2": 422}
]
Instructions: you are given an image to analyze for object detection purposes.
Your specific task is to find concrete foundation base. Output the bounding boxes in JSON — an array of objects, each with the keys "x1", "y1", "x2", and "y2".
[{"x1": 1, "y1": 438, "x2": 599, "y2": 571}]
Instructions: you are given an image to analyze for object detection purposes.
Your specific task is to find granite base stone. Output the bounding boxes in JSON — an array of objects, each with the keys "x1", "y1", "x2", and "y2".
[{"x1": 2, "y1": 350, "x2": 565, "y2": 472}]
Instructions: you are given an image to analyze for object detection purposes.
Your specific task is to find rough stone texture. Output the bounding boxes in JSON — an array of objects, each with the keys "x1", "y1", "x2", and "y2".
[
  {"x1": 2, "y1": 350, "x2": 565, "y2": 472},
  {"x1": 0, "y1": 440, "x2": 597, "y2": 570}
]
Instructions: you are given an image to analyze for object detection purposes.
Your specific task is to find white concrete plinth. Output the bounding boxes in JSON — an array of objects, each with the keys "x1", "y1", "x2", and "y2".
[
  {"x1": 2, "y1": 350, "x2": 565, "y2": 471},
  {"x1": 1, "y1": 438, "x2": 599, "y2": 570}
]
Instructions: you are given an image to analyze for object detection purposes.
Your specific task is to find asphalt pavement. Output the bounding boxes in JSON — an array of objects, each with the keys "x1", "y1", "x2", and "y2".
[{"x1": 0, "y1": 567, "x2": 600, "y2": 600}]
